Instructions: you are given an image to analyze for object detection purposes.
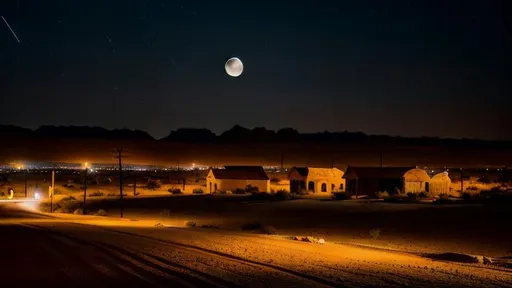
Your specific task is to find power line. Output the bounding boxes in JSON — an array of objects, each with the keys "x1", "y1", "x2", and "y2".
[{"x1": 112, "y1": 148, "x2": 128, "y2": 218}]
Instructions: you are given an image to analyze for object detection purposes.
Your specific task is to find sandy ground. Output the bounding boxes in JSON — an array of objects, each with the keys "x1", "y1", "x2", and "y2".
[
  {"x1": 75, "y1": 195, "x2": 512, "y2": 258},
  {"x1": 0, "y1": 207, "x2": 512, "y2": 287},
  {"x1": 1, "y1": 203, "x2": 511, "y2": 287}
]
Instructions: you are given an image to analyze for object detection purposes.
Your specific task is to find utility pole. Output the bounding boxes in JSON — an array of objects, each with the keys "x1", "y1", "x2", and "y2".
[
  {"x1": 50, "y1": 170, "x2": 55, "y2": 213},
  {"x1": 24, "y1": 168, "x2": 28, "y2": 198},
  {"x1": 113, "y1": 148, "x2": 128, "y2": 218},
  {"x1": 280, "y1": 151, "x2": 284, "y2": 170},
  {"x1": 83, "y1": 165, "x2": 88, "y2": 215},
  {"x1": 460, "y1": 168, "x2": 464, "y2": 194},
  {"x1": 133, "y1": 171, "x2": 137, "y2": 196},
  {"x1": 177, "y1": 159, "x2": 180, "y2": 171}
]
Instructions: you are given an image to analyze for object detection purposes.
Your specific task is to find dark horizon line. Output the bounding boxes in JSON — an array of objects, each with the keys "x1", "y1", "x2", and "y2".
[{"x1": 1, "y1": 124, "x2": 511, "y2": 144}]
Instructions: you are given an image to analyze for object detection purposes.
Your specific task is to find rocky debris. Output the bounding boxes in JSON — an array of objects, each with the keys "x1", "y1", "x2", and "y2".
[
  {"x1": 185, "y1": 220, "x2": 197, "y2": 228},
  {"x1": 475, "y1": 255, "x2": 493, "y2": 265},
  {"x1": 293, "y1": 236, "x2": 325, "y2": 244},
  {"x1": 155, "y1": 222, "x2": 164, "y2": 227}
]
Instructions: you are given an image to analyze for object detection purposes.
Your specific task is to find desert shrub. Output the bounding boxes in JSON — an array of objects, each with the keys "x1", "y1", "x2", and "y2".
[
  {"x1": 296, "y1": 188, "x2": 309, "y2": 196},
  {"x1": 273, "y1": 190, "x2": 292, "y2": 201},
  {"x1": 332, "y1": 192, "x2": 351, "y2": 200},
  {"x1": 233, "y1": 188, "x2": 246, "y2": 194},
  {"x1": 168, "y1": 188, "x2": 182, "y2": 195},
  {"x1": 241, "y1": 222, "x2": 278, "y2": 235},
  {"x1": 418, "y1": 191, "x2": 432, "y2": 198},
  {"x1": 480, "y1": 188, "x2": 504, "y2": 198},
  {"x1": 73, "y1": 208, "x2": 83, "y2": 215},
  {"x1": 466, "y1": 186, "x2": 479, "y2": 191},
  {"x1": 192, "y1": 188, "x2": 204, "y2": 194},
  {"x1": 57, "y1": 197, "x2": 81, "y2": 213},
  {"x1": 369, "y1": 228, "x2": 381, "y2": 239},
  {"x1": 89, "y1": 191, "x2": 104, "y2": 197},
  {"x1": 406, "y1": 192, "x2": 418, "y2": 201},
  {"x1": 245, "y1": 185, "x2": 259, "y2": 193},
  {"x1": 0, "y1": 192, "x2": 4, "y2": 197},
  {"x1": 461, "y1": 192, "x2": 473, "y2": 202},
  {"x1": 38, "y1": 202, "x2": 52, "y2": 213},
  {"x1": 63, "y1": 183, "x2": 75, "y2": 188},
  {"x1": 184, "y1": 220, "x2": 196, "y2": 228},
  {"x1": 375, "y1": 191, "x2": 390, "y2": 199},
  {"x1": 107, "y1": 192, "x2": 127, "y2": 197},
  {"x1": 438, "y1": 193, "x2": 449, "y2": 200},
  {"x1": 215, "y1": 190, "x2": 227, "y2": 195},
  {"x1": 95, "y1": 209, "x2": 108, "y2": 216},
  {"x1": 146, "y1": 179, "x2": 162, "y2": 190},
  {"x1": 394, "y1": 187, "x2": 404, "y2": 196}
]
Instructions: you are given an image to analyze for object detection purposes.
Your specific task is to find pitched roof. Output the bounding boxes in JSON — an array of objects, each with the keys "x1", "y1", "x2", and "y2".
[
  {"x1": 343, "y1": 166, "x2": 415, "y2": 179},
  {"x1": 210, "y1": 166, "x2": 269, "y2": 180}
]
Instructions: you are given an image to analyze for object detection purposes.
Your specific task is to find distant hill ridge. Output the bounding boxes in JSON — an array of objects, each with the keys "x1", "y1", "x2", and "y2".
[{"x1": 1, "y1": 124, "x2": 511, "y2": 148}]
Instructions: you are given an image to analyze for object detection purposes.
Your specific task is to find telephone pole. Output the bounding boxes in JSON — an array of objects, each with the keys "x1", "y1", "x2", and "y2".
[
  {"x1": 24, "y1": 168, "x2": 28, "y2": 198},
  {"x1": 83, "y1": 166, "x2": 88, "y2": 215},
  {"x1": 113, "y1": 148, "x2": 128, "y2": 218},
  {"x1": 50, "y1": 170, "x2": 55, "y2": 213},
  {"x1": 133, "y1": 171, "x2": 137, "y2": 196}
]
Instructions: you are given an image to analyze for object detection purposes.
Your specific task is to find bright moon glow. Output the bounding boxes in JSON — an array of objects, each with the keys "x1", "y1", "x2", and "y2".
[{"x1": 225, "y1": 57, "x2": 244, "y2": 77}]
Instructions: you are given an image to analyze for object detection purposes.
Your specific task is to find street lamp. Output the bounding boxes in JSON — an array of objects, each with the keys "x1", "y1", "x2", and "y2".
[{"x1": 83, "y1": 162, "x2": 89, "y2": 215}]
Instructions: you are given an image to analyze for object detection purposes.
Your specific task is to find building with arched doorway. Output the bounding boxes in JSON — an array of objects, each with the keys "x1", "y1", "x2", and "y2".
[
  {"x1": 288, "y1": 167, "x2": 345, "y2": 194},
  {"x1": 404, "y1": 168, "x2": 431, "y2": 193},
  {"x1": 343, "y1": 167, "x2": 430, "y2": 197},
  {"x1": 429, "y1": 172, "x2": 451, "y2": 195}
]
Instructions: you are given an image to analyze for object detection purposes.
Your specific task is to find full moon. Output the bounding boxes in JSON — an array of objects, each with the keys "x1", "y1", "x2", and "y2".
[{"x1": 225, "y1": 57, "x2": 244, "y2": 77}]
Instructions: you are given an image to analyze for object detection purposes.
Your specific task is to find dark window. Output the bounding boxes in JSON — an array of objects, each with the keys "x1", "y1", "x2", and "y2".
[{"x1": 321, "y1": 183, "x2": 327, "y2": 192}]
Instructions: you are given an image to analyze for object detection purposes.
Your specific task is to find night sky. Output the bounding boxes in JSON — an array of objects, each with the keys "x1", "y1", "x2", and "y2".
[{"x1": 1, "y1": 1, "x2": 510, "y2": 140}]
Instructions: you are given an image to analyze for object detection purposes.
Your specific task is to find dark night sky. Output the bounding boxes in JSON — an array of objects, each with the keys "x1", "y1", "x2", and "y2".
[{"x1": 1, "y1": 1, "x2": 510, "y2": 140}]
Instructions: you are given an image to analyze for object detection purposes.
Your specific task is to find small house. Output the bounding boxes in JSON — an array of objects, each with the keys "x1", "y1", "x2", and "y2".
[
  {"x1": 288, "y1": 167, "x2": 345, "y2": 194},
  {"x1": 429, "y1": 172, "x2": 451, "y2": 195},
  {"x1": 206, "y1": 166, "x2": 270, "y2": 193},
  {"x1": 343, "y1": 167, "x2": 430, "y2": 196}
]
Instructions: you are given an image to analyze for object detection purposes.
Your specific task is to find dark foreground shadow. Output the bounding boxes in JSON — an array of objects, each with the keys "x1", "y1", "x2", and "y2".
[{"x1": 424, "y1": 252, "x2": 480, "y2": 264}]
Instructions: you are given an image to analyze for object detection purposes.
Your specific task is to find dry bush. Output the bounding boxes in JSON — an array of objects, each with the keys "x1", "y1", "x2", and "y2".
[
  {"x1": 184, "y1": 220, "x2": 196, "y2": 228},
  {"x1": 146, "y1": 179, "x2": 162, "y2": 190},
  {"x1": 89, "y1": 191, "x2": 104, "y2": 197},
  {"x1": 192, "y1": 188, "x2": 204, "y2": 194},
  {"x1": 95, "y1": 209, "x2": 108, "y2": 216},
  {"x1": 375, "y1": 191, "x2": 390, "y2": 199},
  {"x1": 168, "y1": 188, "x2": 182, "y2": 195},
  {"x1": 273, "y1": 190, "x2": 292, "y2": 201},
  {"x1": 332, "y1": 192, "x2": 351, "y2": 200},
  {"x1": 369, "y1": 228, "x2": 381, "y2": 239}
]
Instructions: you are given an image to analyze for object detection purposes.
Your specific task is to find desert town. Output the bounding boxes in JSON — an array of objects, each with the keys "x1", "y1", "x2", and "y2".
[{"x1": 1, "y1": 162, "x2": 510, "y2": 202}]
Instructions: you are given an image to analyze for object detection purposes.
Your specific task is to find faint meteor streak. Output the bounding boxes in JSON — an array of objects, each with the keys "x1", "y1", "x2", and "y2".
[{"x1": 2, "y1": 16, "x2": 21, "y2": 43}]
